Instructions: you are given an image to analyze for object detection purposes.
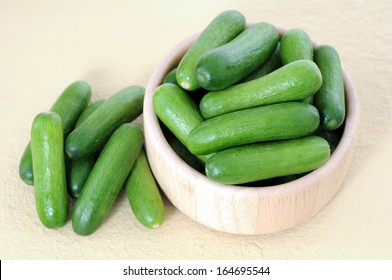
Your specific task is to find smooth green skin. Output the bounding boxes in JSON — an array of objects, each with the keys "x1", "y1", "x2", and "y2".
[
  {"x1": 65, "y1": 85, "x2": 144, "y2": 160},
  {"x1": 280, "y1": 28, "x2": 313, "y2": 65},
  {"x1": 206, "y1": 136, "x2": 330, "y2": 184},
  {"x1": 67, "y1": 100, "x2": 105, "y2": 198},
  {"x1": 200, "y1": 60, "x2": 323, "y2": 119},
  {"x1": 163, "y1": 67, "x2": 178, "y2": 85},
  {"x1": 314, "y1": 45, "x2": 345, "y2": 130},
  {"x1": 124, "y1": 147, "x2": 165, "y2": 229},
  {"x1": 30, "y1": 112, "x2": 69, "y2": 229},
  {"x1": 196, "y1": 22, "x2": 279, "y2": 91},
  {"x1": 176, "y1": 10, "x2": 246, "y2": 91},
  {"x1": 187, "y1": 102, "x2": 320, "y2": 155},
  {"x1": 19, "y1": 81, "x2": 91, "y2": 185},
  {"x1": 72, "y1": 123, "x2": 143, "y2": 236},
  {"x1": 153, "y1": 83, "x2": 210, "y2": 164},
  {"x1": 241, "y1": 43, "x2": 282, "y2": 82}
]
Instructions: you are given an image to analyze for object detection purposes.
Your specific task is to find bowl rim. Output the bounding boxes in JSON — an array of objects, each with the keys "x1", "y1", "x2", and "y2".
[{"x1": 144, "y1": 25, "x2": 360, "y2": 197}]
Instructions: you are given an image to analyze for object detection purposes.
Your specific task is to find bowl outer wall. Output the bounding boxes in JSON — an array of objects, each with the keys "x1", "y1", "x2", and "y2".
[{"x1": 143, "y1": 26, "x2": 360, "y2": 235}]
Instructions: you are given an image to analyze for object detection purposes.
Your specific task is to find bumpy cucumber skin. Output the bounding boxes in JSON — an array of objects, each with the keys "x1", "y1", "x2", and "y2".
[
  {"x1": 30, "y1": 112, "x2": 69, "y2": 229},
  {"x1": 187, "y1": 102, "x2": 320, "y2": 155},
  {"x1": 196, "y1": 22, "x2": 279, "y2": 91},
  {"x1": 125, "y1": 147, "x2": 165, "y2": 229},
  {"x1": 176, "y1": 10, "x2": 246, "y2": 91},
  {"x1": 314, "y1": 45, "x2": 345, "y2": 130},
  {"x1": 19, "y1": 80, "x2": 91, "y2": 185},
  {"x1": 153, "y1": 83, "x2": 210, "y2": 164},
  {"x1": 280, "y1": 28, "x2": 313, "y2": 65},
  {"x1": 206, "y1": 136, "x2": 330, "y2": 184},
  {"x1": 65, "y1": 86, "x2": 144, "y2": 160},
  {"x1": 200, "y1": 60, "x2": 322, "y2": 119},
  {"x1": 72, "y1": 123, "x2": 143, "y2": 236},
  {"x1": 67, "y1": 100, "x2": 105, "y2": 198},
  {"x1": 241, "y1": 43, "x2": 282, "y2": 82}
]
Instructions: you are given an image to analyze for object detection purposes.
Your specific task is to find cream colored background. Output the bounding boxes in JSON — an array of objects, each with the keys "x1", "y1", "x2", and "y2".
[{"x1": 1, "y1": 0, "x2": 391, "y2": 259}]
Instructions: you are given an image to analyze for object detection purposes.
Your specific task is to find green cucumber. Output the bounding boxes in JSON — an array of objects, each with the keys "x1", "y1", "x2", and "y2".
[
  {"x1": 163, "y1": 67, "x2": 178, "y2": 85},
  {"x1": 153, "y1": 83, "x2": 210, "y2": 163},
  {"x1": 30, "y1": 112, "x2": 69, "y2": 228},
  {"x1": 196, "y1": 22, "x2": 279, "y2": 91},
  {"x1": 206, "y1": 136, "x2": 330, "y2": 184},
  {"x1": 65, "y1": 85, "x2": 144, "y2": 160},
  {"x1": 19, "y1": 80, "x2": 91, "y2": 185},
  {"x1": 241, "y1": 43, "x2": 282, "y2": 82},
  {"x1": 124, "y1": 147, "x2": 165, "y2": 229},
  {"x1": 176, "y1": 10, "x2": 246, "y2": 91},
  {"x1": 72, "y1": 123, "x2": 143, "y2": 236},
  {"x1": 280, "y1": 28, "x2": 313, "y2": 65},
  {"x1": 165, "y1": 128, "x2": 204, "y2": 172},
  {"x1": 67, "y1": 100, "x2": 105, "y2": 198},
  {"x1": 313, "y1": 45, "x2": 345, "y2": 130},
  {"x1": 187, "y1": 102, "x2": 320, "y2": 155},
  {"x1": 200, "y1": 60, "x2": 322, "y2": 119}
]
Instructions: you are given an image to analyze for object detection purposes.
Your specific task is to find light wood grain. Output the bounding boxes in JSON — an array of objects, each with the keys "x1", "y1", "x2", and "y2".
[{"x1": 143, "y1": 28, "x2": 360, "y2": 235}]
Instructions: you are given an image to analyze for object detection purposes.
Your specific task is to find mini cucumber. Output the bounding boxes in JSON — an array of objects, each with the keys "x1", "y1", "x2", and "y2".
[
  {"x1": 241, "y1": 43, "x2": 282, "y2": 82},
  {"x1": 313, "y1": 45, "x2": 345, "y2": 130},
  {"x1": 65, "y1": 85, "x2": 144, "y2": 160},
  {"x1": 163, "y1": 68, "x2": 178, "y2": 85},
  {"x1": 280, "y1": 28, "x2": 313, "y2": 65},
  {"x1": 200, "y1": 60, "x2": 322, "y2": 119},
  {"x1": 30, "y1": 112, "x2": 69, "y2": 228},
  {"x1": 187, "y1": 102, "x2": 320, "y2": 155},
  {"x1": 19, "y1": 80, "x2": 91, "y2": 185},
  {"x1": 67, "y1": 100, "x2": 105, "y2": 198},
  {"x1": 196, "y1": 22, "x2": 279, "y2": 91},
  {"x1": 72, "y1": 123, "x2": 143, "y2": 236},
  {"x1": 206, "y1": 136, "x2": 330, "y2": 184},
  {"x1": 176, "y1": 10, "x2": 246, "y2": 91},
  {"x1": 124, "y1": 147, "x2": 165, "y2": 229},
  {"x1": 153, "y1": 83, "x2": 210, "y2": 164}
]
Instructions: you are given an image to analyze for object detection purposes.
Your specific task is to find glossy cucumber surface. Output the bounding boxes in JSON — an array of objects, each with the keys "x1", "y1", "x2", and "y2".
[
  {"x1": 31, "y1": 112, "x2": 69, "y2": 228},
  {"x1": 72, "y1": 123, "x2": 143, "y2": 236},
  {"x1": 196, "y1": 22, "x2": 279, "y2": 91},
  {"x1": 65, "y1": 85, "x2": 144, "y2": 160},
  {"x1": 200, "y1": 60, "x2": 322, "y2": 119},
  {"x1": 187, "y1": 102, "x2": 320, "y2": 155},
  {"x1": 314, "y1": 45, "x2": 345, "y2": 130},
  {"x1": 125, "y1": 147, "x2": 165, "y2": 229},
  {"x1": 19, "y1": 80, "x2": 91, "y2": 185},
  {"x1": 176, "y1": 10, "x2": 246, "y2": 91},
  {"x1": 205, "y1": 136, "x2": 330, "y2": 184}
]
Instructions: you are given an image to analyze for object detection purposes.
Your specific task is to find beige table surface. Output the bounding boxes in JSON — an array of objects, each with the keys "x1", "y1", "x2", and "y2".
[{"x1": 1, "y1": 0, "x2": 391, "y2": 260}]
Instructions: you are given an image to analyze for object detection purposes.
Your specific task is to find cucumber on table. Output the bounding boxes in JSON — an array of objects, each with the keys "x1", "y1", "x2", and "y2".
[
  {"x1": 280, "y1": 28, "x2": 313, "y2": 65},
  {"x1": 200, "y1": 60, "x2": 322, "y2": 119},
  {"x1": 187, "y1": 102, "x2": 320, "y2": 155},
  {"x1": 19, "y1": 80, "x2": 91, "y2": 185},
  {"x1": 65, "y1": 85, "x2": 144, "y2": 160},
  {"x1": 124, "y1": 147, "x2": 165, "y2": 229},
  {"x1": 205, "y1": 136, "x2": 330, "y2": 184},
  {"x1": 313, "y1": 45, "x2": 345, "y2": 130},
  {"x1": 31, "y1": 112, "x2": 69, "y2": 229},
  {"x1": 196, "y1": 22, "x2": 279, "y2": 91},
  {"x1": 67, "y1": 99, "x2": 105, "y2": 198},
  {"x1": 72, "y1": 123, "x2": 143, "y2": 236},
  {"x1": 176, "y1": 10, "x2": 246, "y2": 91}
]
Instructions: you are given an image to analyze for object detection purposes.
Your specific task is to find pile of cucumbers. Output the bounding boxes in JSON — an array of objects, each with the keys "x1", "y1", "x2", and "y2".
[
  {"x1": 19, "y1": 82, "x2": 165, "y2": 235},
  {"x1": 154, "y1": 10, "x2": 346, "y2": 185}
]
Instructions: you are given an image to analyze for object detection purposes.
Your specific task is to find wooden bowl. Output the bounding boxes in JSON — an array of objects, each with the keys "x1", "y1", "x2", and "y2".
[{"x1": 143, "y1": 27, "x2": 360, "y2": 235}]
